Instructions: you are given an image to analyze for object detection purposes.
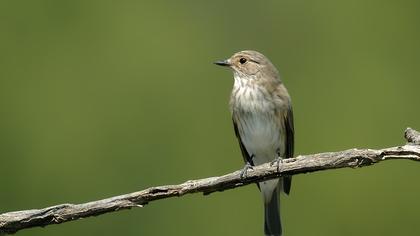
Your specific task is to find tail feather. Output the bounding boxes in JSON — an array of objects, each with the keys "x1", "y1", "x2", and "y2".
[{"x1": 264, "y1": 188, "x2": 281, "y2": 236}]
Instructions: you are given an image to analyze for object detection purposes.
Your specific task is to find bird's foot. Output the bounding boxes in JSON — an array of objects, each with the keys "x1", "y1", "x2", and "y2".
[
  {"x1": 240, "y1": 162, "x2": 254, "y2": 179},
  {"x1": 270, "y1": 157, "x2": 283, "y2": 172}
]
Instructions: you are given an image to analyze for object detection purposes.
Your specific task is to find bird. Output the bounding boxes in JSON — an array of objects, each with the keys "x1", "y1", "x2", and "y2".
[{"x1": 214, "y1": 50, "x2": 294, "y2": 236}]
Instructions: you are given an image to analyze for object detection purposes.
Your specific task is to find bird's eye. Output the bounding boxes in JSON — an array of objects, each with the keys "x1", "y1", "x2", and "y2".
[{"x1": 239, "y1": 58, "x2": 247, "y2": 64}]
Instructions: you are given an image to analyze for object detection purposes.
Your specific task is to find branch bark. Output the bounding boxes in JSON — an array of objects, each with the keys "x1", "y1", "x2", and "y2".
[{"x1": 1, "y1": 128, "x2": 420, "y2": 235}]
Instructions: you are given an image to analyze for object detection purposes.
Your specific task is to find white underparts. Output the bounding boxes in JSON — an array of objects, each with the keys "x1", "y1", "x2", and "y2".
[{"x1": 231, "y1": 74, "x2": 286, "y2": 200}]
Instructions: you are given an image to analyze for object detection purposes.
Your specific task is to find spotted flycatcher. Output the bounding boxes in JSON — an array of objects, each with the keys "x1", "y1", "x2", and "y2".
[{"x1": 215, "y1": 50, "x2": 294, "y2": 236}]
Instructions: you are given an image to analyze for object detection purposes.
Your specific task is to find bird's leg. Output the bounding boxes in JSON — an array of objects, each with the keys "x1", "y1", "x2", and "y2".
[
  {"x1": 270, "y1": 149, "x2": 283, "y2": 172},
  {"x1": 240, "y1": 155, "x2": 255, "y2": 179}
]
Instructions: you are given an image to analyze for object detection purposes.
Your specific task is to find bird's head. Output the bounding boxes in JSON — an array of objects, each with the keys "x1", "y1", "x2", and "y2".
[{"x1": 214, "y1": 50, "x2": 279, "y2": 81}]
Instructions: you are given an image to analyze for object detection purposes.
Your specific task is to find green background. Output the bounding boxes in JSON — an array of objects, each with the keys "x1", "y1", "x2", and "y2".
[{"x1": 1, "y1": 1, "x2": 420, "y2": 235}]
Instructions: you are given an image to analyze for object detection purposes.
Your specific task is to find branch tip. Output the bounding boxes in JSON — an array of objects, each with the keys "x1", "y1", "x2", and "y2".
[{"x1": 405, "y1": 128, "x2": 420, "y2": 145}]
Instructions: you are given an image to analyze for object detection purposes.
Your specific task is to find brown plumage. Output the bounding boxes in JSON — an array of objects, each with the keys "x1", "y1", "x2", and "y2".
[{"x1": 215, "y1": 50, "x2": 294, "y2": 236}]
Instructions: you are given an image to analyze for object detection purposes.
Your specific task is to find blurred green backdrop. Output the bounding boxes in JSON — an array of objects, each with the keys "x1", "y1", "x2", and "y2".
[{"x1": 1, "y1": 0, "x2": 420, "y2": 235}]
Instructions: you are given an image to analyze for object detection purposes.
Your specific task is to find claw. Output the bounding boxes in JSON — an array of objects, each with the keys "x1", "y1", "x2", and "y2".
[
  {"x1": 240, "y1": 162, "x2": 254, "y2": 179},
  {"x1": 270, "y1": 157, "x2": 283, "y2": 172}
]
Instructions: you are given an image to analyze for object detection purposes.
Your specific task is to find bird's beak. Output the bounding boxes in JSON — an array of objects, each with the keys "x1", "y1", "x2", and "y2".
[{"x1": 214, "y1": 59, "x2": 231, "y2": 67}]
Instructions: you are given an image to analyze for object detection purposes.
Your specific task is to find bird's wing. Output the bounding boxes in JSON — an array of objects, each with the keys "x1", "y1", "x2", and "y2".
[
  {"x1": 232, "y1": 117, "x2": 254, "y2": 166},
  {"x1": 233, "y1": 117, "x2": 261, "y2": 190},
  {"x1": 282, "y1": 104, "x2": 294, "y2": 195}
]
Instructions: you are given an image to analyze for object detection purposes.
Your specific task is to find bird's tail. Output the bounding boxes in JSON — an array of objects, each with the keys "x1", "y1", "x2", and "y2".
[{"x1": 264, "y1": 187, "x2": 281, "y2": 236}]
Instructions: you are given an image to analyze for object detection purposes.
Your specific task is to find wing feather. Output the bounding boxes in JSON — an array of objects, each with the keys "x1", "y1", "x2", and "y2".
[
  {"x1": 283, "y1": 105, "x2": 294, "y2": 195},
  {"x1": 232, "y1": 117, "x2": 254, "y2": 166}
]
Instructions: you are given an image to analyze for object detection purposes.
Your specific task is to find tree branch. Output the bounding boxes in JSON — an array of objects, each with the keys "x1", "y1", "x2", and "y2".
[{"x1": 1, "y1": 128, "x2": 420, "y2": 235}]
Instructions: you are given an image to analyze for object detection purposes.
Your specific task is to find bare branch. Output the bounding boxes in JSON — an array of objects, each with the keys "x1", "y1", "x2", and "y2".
[{"x1": 1, "y1": 128, "x2": 420, "y2": 235}]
